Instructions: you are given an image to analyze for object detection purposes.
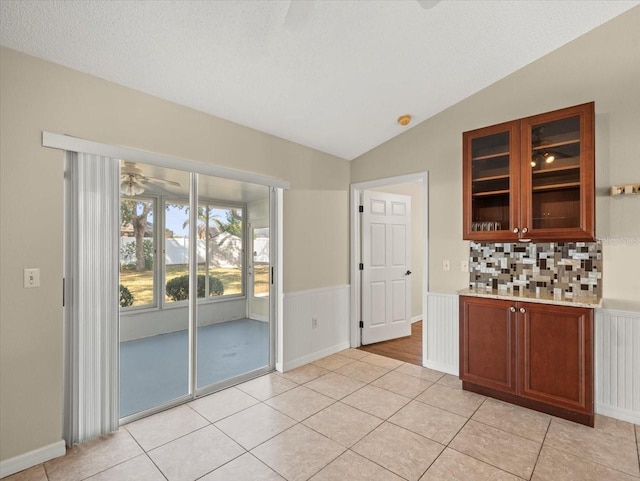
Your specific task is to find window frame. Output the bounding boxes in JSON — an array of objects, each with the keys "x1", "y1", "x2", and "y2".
[
  {"x1": 119, "y1": 195, "x2": 159, "y2": 312},
  {"x1": 120, "y1": 194, "x2": 248, "y2": 313}
]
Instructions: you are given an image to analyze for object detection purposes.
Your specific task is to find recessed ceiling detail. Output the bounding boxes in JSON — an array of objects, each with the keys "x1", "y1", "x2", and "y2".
[{"x1": 1, "y1": 1, "x2": 637, "y2": 160}]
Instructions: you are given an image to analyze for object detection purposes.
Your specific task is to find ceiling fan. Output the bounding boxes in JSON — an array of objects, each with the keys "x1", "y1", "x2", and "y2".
[
  {"x1": 285, "y1": 0, "x2": 441, "y2": 28},
  {"x1": 120, "y1": 162, "x2": 181, "y2": 196}
]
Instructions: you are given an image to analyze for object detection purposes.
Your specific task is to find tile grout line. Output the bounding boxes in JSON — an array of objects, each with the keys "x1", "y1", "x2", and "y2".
[
  {"x1": 636, "y1": 424, "x2": 640, "y2": 473},
  {"x1": 123, "y1": 425, "x2": 170, "y2": 481},
  {"x1": 542, "y1": 418, "x2": 640, "y2": 478},
  {"x1": 248, "y1": 354, "x2": 415, "y2": 479},
  {"x1": 316, "y1": 355, "x2": 640, "y2": 480},
  {"x1": 305, "y1": 355, "x2": 452, "y2": 480},
  {"x1": 528, "y1": 415, "x2": 552, "y2": 481},
  {"x1": 426, "y1": 396, "x2": 537, "y2": 480}
]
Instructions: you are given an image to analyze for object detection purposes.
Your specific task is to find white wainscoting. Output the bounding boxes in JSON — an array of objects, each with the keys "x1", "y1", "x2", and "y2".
[
  {"x1": 424, "y1": 292, "x2": 459, "y2": 376},
  {"x1": 283, "y1": 285, "x2": 351, "y2": 371},
  {"x1": 424, "y1": 294, "x2": 640, "y2": 424},
  {"x1": 595, "y1": 308, "x2": 640, "y2": 424}
]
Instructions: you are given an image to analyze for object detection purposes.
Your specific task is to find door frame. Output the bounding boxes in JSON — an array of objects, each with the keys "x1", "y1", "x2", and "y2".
[
  {"x1": 50, "y1": 132, "x2": 287, "y2": 425},
  {"x1": 350, "y1": 172, "x2": 429, "y2": 349}
]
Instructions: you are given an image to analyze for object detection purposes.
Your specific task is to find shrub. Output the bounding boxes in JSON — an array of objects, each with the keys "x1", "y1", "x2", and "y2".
[
  {"x1": 119, "y1": 284, "x2": 134, "y2": 307},
  {"x1": 165, "y1": 274, "x2": 224, "y2": 301}
]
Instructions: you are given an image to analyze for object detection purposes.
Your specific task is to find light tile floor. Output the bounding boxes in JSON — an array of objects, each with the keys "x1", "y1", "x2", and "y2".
[{"x1": 7, "y1": 349, "x2": 640, "y2": 481}]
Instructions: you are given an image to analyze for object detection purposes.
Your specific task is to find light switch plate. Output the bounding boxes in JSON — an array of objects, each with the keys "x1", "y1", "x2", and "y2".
[
  {"x1": 442, "y1": 259, "x2": 450, "y2": 271},
  {"x1": 461, "y1": 260, "x2": 469, "y2": 272},
  {"x1": 24, "y1": 268, "x2": 40, "y2": 288}
]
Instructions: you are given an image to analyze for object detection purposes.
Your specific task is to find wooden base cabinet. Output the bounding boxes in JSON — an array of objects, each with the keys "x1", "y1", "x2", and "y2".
[{"x1": 459, "y1": 296, "x2": 594, "y2": 426}]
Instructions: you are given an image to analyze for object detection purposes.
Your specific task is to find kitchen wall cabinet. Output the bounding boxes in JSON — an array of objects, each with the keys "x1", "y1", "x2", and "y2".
[
  {"x1": 459, "y1": 295, "x2": 594, "y2": 426},
  {"x1": 463, "y1": 102, "x2": 595, "y2": 241}
]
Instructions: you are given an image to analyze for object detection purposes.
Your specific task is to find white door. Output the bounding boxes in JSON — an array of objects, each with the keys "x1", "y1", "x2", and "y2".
[{"x1": 361, "y1": 190, "x2": 412, "y2": 345}]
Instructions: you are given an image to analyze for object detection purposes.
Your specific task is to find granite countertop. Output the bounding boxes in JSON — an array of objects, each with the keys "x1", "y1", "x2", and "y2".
[{"x1": 458, "y1": 287, "x2": 602, "y2": 309}]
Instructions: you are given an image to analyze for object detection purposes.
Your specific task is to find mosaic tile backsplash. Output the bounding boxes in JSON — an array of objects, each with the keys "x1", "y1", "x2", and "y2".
[{"x1": 469, "y1": 241, "x2": 602, "y2": 298}]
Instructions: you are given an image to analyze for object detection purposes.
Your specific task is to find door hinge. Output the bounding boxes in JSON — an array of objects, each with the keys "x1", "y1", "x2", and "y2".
[
  {"x1": 62, "y1": 278, "x2": 65, "y2": 307},
  {"x1": 359, "y1": 320, "x2": 364, "y2": 328},
  {"x1": 359, "y1": 205, "x2": 364, "y2": 213},
  {"x1": 359, "y1": 263, "x2": 364, "y2": 270},
  {"x1": 271, "y1": 267, "x2": 274, "y2": 285}
]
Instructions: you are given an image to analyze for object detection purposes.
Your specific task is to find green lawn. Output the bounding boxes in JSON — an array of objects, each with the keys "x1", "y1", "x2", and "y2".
[{"x1": 120, "y1": 264, "x2": 269, "y2": 307}]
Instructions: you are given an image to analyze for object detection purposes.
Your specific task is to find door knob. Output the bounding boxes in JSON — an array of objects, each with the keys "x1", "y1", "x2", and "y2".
[
  {"x1": 521, "y1": 227, "x2": 528, "y2": 234},
  {"x1": 513, "y1": 227, "x2": 519, "y2": 234},
  {"x1": 520, "y1": 307, "x2": 526, "y2": 314},
  {"x1": 405, "y1": 270, "x2": 412, "y2": 276},
  {"x1": 510, "y1": 306, "x2": 516, "y2": 312}
]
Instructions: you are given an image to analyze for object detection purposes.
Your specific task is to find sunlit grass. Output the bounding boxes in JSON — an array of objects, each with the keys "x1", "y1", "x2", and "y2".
[{"x1": 120, "y1": 264, "x2": 269, "y2": 307}]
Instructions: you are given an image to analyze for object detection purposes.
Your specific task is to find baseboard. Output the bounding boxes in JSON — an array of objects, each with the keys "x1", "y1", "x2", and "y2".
[
  {"x1": 411, "y1": 315, "x2": 422, "y2": 324},
  {"x1": 595, "y1": 403, "x2": 640, "y2": 425},
  {"x1": 0, "y1": 440, "x2": 65, "y2": 478},
  {"x1": 283, "y1": 341, "x2": 350, "y2": 372},
  {"x1": 423, "y1": 360, "x2": 458, "y2": 376}
]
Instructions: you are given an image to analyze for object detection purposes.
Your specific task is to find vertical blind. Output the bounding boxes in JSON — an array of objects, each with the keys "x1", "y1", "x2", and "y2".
[{"x1": 64, "y1": 152, "x2": 120, "y2": 444}]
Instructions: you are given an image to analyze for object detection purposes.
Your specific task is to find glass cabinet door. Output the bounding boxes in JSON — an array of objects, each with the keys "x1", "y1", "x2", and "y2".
[
  {"x1": 521, "y1": 103, "x2": 595, "y2": 240},
  {"x1": 463, "y1": 121, "x2": 520, "y2": 240}
]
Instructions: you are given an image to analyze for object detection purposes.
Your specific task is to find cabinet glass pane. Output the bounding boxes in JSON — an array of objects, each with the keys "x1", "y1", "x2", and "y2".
[
  {"x1": 530, "y1": 116, "x2": 580, "y2": 229},
  {"x1": 471, "y1": 132, "x2": 510, "y2": 232}
]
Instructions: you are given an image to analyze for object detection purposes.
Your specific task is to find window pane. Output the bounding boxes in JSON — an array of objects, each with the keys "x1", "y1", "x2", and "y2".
[
  {"x1": 119, "y1": 198, "x2": 155, "y2": 308},
  {"x1": 206, "y1": 206, "x2": 243, "y2": 297},
  {"x1": 253, "y1": 227, "x2": 269, "y2": 298},
  {"x1": 165, "y1": 201, "x2": 191, "y2": 303}
]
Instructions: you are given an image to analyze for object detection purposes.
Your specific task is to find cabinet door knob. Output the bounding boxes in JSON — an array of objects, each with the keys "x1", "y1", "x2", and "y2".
[
  {"x1": 510, "y1": 306, "x2": 516, "y2": 312},
  {"x1": 522, "y1": 227, "x2": 528, "y2": 234},
  {"x1": 512, "y1": 227, "x2": 519, "y2": 234},
  {"x1": 519, "y1": 307, "x2": 526, "y2": 313}
]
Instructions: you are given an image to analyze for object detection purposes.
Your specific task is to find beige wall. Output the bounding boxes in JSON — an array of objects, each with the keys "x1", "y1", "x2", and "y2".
[
  {"x1": 0, "y1": 47, "x2": 349, "y2": 461},
  {"x1": 2, "y1": 5, "x2": 639, "y2": 466},
  {"x1": 372, "y1": 182, "x2": 424, "y2": 319},
  {"x1": 352, "y1": 7, "x2": 640, "y2": 309}
]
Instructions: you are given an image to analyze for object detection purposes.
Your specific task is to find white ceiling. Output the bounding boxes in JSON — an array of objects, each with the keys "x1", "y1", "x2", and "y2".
[{"x1": 1, "y1": 1, "x2": 638, "y2": 160}]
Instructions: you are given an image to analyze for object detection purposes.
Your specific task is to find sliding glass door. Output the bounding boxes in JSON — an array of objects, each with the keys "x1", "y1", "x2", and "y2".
[
  {"x1": 119, "y1": 165, "x2": 191, "y2": 418},
  {"x1": 119, "y1": 162, "x2": 274, "y2": 420},
  {"x1": 195, "y1": 173, "x2": 272, "y2": 393}
]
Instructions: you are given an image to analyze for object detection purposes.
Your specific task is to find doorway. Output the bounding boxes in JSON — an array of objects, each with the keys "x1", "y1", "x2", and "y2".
[
  {"x1": 350, "y1": 173, "x2": 428, "y2": 359},
  {"x1": 118, "y1": 161, "x2": 276, "y2": 421},
  {"x1": 359, "y1": 321, "x2": 422, "y2": 365}
]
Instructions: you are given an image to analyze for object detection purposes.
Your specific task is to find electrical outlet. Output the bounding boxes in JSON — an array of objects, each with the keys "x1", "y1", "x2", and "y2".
[
  {"x1": 461, "y1": 260, "x2": 469, "y2": 272},
  {"x1": 24, "y1": 268, "x2": 40, "y2": 288},
  {"x1": 442, "y1": 259, "x2": 450, "y2": 271},
  {"x1": 312, "y1": 317, "x2": 318, "y2": 329}
]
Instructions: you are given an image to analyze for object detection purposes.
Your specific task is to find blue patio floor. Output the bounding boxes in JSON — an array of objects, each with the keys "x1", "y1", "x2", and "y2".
[{"x1": 120, "y1": 318, "x2": 269, "y2": 418}]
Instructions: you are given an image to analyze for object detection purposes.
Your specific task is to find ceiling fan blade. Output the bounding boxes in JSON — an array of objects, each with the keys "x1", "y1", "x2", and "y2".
[
  {"x1": 417, "y1": 0, "x2": 441, "y2": 9},
  {"x1": 139, "y1": 178, "x2": 178, "y2": 196},
  {"x1": 285, "y1": 0, "x2": 315, "y2": 29},
  {"x1": 144, "y1": 176, "x2": 182, "y2": 187}
]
